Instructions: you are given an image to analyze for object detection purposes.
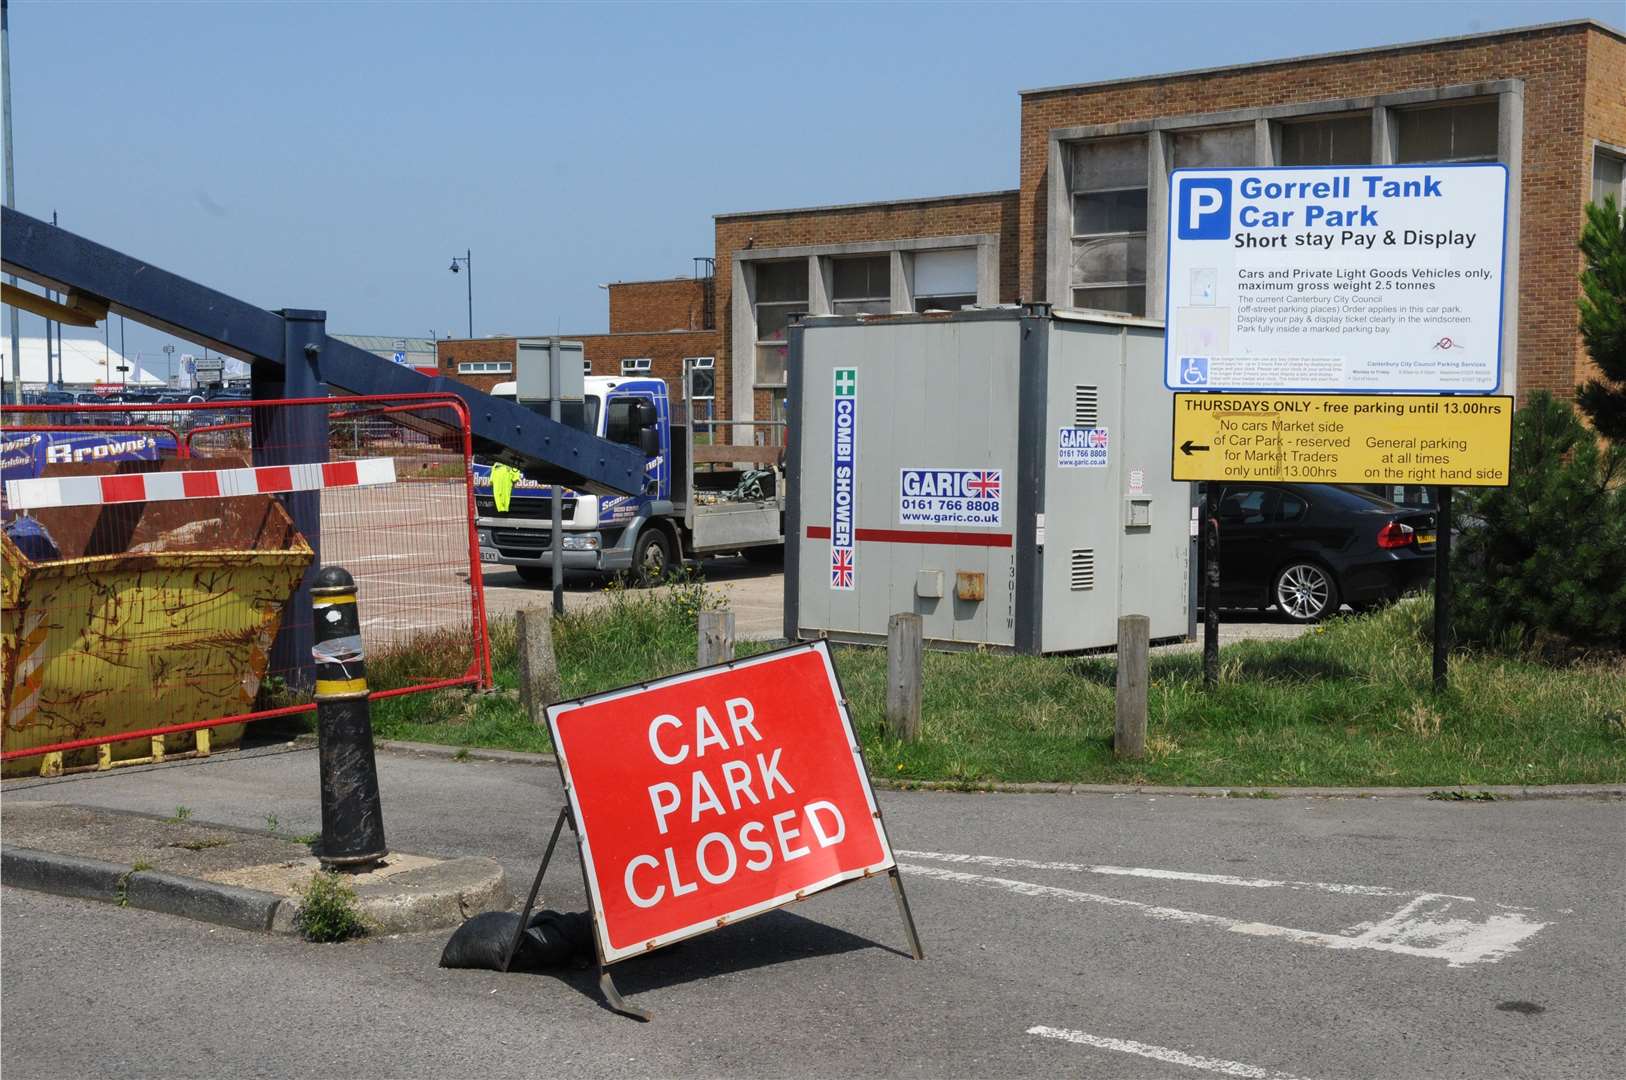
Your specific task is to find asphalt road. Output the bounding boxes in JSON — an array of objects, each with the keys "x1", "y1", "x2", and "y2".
[{"x1": 4, "y1": 747, "x2": 1621, "y2": 1079}]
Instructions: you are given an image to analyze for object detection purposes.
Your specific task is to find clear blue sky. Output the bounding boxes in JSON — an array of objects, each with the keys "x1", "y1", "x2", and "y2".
[{"x1": 6, "y1": 0, "x2": 1621, "y2": 373}]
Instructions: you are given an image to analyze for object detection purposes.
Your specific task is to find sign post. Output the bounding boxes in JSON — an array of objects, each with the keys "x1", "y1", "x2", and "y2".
[
  {"x1": 508, "y1": 641, "x2": 921, "y2": 1020},
  {"x1": 1165, "y1": 165, "x2": 1510, "y2": 692}
]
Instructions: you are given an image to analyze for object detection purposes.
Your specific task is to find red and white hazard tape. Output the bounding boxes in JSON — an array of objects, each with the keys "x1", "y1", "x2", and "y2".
[{"x1": 3, "y1": 458, "x2": 396, "y2": 511}]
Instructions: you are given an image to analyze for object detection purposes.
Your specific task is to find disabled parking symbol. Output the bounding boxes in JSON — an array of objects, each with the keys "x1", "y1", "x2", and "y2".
[{"x1": 1180, "y1": 357, "x2": 1210, "y2": 386}]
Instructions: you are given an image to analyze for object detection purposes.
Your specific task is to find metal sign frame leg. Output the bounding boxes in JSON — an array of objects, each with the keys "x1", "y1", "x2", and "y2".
[
  {"x1": 500, "y1": 805, "x2": 651, "y2": 1021},
  {"x1": 571, "y1": 821, "x2": 652, "y2": 1022},
  {"x1": 887, "y1": 867, "x2": 925, "y2": 960},
  {"x1": 501, "y1": 807, "x2": 568, "y2": 974}
]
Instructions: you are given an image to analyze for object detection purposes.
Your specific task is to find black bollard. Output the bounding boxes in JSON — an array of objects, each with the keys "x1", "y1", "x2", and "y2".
[{"x1": 312, "y1": 566, "x2": 387, "y2": 868}]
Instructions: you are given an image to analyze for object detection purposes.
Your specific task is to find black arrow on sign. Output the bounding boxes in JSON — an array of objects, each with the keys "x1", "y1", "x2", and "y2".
[{"x1": 1180, "y1": 439, "x2": 1210, "y2": 456}]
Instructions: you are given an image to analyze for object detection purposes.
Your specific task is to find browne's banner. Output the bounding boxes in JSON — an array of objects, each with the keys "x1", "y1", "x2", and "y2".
[
  {"x1": 830, "y1": 368, "x2": 857, "y2": 589},
  {"x1": 898, "y1": 468, "x2": 1002, "y2": 527},
  {"x1": 1166, "y1": 164, "x2": 1508, "y2": 393},
  {"x1": 548, "y1": 641, "x2": 895, "y2": 964}
]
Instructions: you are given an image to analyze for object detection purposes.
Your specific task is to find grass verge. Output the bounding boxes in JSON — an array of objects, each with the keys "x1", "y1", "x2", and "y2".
[{"x1": 368, "y1": 589, "x2": 1625, "y2": 788}]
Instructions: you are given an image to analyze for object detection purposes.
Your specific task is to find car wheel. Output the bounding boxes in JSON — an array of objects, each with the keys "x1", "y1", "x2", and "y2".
[
  {"x1": 632, "y1": 528, "x2": 672, "y2": 587},
  {"x1": 1273, "y1": 562, "x2": 1339, "y2": 623},
  {"x1": 515, "y1": 565, "x2": 550, "y2": 585}
]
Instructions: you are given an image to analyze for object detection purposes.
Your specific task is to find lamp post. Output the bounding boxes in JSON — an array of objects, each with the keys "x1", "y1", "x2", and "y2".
[
  {"x1": 163, "y1": 343, "x2": 175, "y2": 388},
  {"x1": 448, "y1": 250, "x2": 472, "y2": 338}
]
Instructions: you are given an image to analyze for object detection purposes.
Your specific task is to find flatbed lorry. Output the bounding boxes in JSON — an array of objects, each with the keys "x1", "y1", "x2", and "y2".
[{"x1": 472, "y1": 371, "x2": 784, "y2": 584}]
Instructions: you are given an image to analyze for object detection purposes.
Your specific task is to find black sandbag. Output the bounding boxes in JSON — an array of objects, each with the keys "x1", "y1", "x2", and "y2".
[
  {"x1": 439, "y1": 909, "x2": 594, "y2": 971},
  {"x1": 526, "y1": 910, "x2": 594, "y2": 967},
  {"x1": 440, "y1": 911, "x2": 535, "y2": 971}
]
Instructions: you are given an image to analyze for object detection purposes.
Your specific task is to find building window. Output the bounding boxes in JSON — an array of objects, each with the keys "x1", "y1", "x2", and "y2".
[
  {"x1": 1594, "y1": 148, "x2": 1625, "y2": 212},
  {"x1": 1278, "y1": 114, "x2": 1371, "y2": 166},
  {"x1": 583, "y1": 358, "x2": 592, "y2": 375},
  {"x1": 1070, "y1": 136, "x2": 1148, "y2": 316},
  {"x1": 1395, "y1": 100, "x2": 1498, "y2": 163},
  {"x1": 753, "y1": 260, "x2": 806, "y2": 387},
  {"x1": 620, "y1": 358, "x2": 652, "y2": 376},
  {"x1": 683, "y1": 356, "x2": 715, "y2": 400},
  {"x1": 913, "y1": 248, "x2": 977, "y2": 311},
  {"x1": 831, "y1": 255, "x2": 892, "y2": 316},
  {"x1": 457, "y1": 361, "x2": 512, "y2": 375},
  {"x1": 1170, "y1": 125, "x2": 1255, "y2": 169}
]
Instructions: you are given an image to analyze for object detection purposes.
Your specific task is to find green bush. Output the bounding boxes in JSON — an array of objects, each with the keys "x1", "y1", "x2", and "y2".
[
  {"x1": 1454, "y1": 392, "x2": 1626, "y2": 654},
  {"x1": 293, "y1": 870, "x2": 367, "y2": 943}
]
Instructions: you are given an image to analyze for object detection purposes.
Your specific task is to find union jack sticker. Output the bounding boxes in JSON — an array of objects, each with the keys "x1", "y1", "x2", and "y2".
[{"x1": 830, "y1": 547, "x2": 854, "y2": 589}]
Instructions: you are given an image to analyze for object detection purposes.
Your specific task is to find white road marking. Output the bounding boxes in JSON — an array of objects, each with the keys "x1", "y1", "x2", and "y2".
[
  {"x1": 899, "y1": 863, "x2": 1545, "y2": 966},
  {"x1": 1028, "y1": 1026, "x2": 1319, "y2": 1080},
  {"x1": 897, "y1": 849, "x2": 1414, "y2": 897}
]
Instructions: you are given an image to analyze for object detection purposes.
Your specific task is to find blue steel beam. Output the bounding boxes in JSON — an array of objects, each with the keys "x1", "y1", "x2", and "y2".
[{"x1": 1, "y1": 208, "x2": 644, "y2": 495}]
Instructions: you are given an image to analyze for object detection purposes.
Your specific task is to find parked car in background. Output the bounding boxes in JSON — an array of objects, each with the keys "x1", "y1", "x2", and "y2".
[{"x1": 1201, "y1": 483, "x2": 1437, "y2": 623}]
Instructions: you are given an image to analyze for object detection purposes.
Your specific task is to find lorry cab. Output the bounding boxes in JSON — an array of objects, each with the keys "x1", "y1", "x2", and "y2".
[{"x1": 474, "y1": 376, "x2": 674, "y2": 582}]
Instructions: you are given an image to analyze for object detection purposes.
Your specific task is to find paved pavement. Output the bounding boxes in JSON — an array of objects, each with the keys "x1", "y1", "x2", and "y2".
[
  {"x1": 479, "y1": 556, "x2": 788, "y2": 641},
  {"x1": 4, "y1": 746, "x2": 1621, "y2": 1079}
]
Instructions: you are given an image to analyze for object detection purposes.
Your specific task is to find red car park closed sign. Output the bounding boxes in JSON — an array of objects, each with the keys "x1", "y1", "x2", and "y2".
[{"x1": 548, "y1": 641, "x2": 898, "y2": 965}]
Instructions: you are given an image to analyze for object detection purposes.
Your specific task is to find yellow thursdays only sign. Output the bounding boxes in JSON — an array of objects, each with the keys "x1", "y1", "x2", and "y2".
[{"x1": 1172, "y1": 393, "x2": 1512, "y2": 487}]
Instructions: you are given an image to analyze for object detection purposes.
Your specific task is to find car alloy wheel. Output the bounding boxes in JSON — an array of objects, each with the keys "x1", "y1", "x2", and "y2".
[{"x1": 1274, "y1": 562, "x2": 1337, "y2": 622}]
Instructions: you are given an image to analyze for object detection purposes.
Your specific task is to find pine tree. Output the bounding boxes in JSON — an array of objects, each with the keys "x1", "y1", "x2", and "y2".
[
  {"x1": 1456, "y1": 392, "x2": 1626, "y2": 653},
  {"x1": 1575, "y1": 197, "x2": 1626, "y2": 441}
]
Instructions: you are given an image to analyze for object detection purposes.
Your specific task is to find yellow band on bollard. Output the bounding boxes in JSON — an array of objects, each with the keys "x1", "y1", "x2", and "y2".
[
  {"x1": 312, "y1": 594, "x2": 357, "y2": 606},
  {"x1": 315, "y1": 677, "x2": 368, "y2": 697}
]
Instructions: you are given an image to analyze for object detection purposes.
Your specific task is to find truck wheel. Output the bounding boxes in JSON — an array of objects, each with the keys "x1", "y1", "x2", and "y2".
[
  {"x1": 515, "y1": 565, "x2": 550, "y2": 585},
  {"x1": 633, "y1": 528, "x2": 672, "y2": 587}
]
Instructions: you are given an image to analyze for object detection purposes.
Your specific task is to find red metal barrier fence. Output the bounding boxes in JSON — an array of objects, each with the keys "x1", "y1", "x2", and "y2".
[{"x1": 1, "y1": 394, "x2": 490, "y2": 776}]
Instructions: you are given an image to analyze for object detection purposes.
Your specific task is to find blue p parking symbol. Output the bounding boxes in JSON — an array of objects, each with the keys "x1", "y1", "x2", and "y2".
[{"x1": 1177, "y1": 178, "x2": 1232, "y2": 240}]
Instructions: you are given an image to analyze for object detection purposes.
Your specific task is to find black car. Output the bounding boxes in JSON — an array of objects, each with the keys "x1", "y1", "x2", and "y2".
[{"x1": 1203, "y1": 483, "x2": 1436, "y2": 622}]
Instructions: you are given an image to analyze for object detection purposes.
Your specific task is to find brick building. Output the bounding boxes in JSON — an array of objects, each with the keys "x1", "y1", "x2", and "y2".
[
  {"x1": 442, "y1": 18, "x2": 1624, "y2": 436},
  {"x1": 1019, "y1": 17, "x2": 1625, "y2": 411},
  {"x1": 436, "y1": 278, "x2": 723, "y2": 420}
]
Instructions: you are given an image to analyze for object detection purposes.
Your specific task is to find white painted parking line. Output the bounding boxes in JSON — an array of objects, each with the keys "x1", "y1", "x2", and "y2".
[
  {"x1": 900, "y1": 862, "x2": 1546, "y2": 966},
  {"x1": 1028, "y1": 1026, "x2": 1319, "y2": 1080},
  {"x1": 897, "y1": 849, "x2": 1414, "y2": 897}
]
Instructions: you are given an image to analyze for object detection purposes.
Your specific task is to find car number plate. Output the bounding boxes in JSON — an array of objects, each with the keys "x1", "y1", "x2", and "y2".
[
  {"x1": 479, "y1": 549, "x2": 501, "y2": 563},
  {"x1": 1416, "y1": 531, "x2": 1436, "y2": 546}
]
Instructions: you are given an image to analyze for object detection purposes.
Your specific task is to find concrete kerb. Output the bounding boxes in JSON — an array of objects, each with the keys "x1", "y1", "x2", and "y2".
[
  {"x1": 363, "y1": 736, "x2": 1626, "y2": 800},
  {"x1": 1, "y1": 804, "x2": 512, "y2": 937}
]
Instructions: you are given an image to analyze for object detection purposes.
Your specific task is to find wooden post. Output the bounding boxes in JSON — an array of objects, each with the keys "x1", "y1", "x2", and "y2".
[
  {"x1": 1114, "y1": 614, "x2": 1149, "y2": 761},
  {"x1": 886, "y1": 612, "x2": 923, "y2": 741},
  {"x1": 698, "y1": 609, "x2": 736, "y2": 667},
  {"x1": 516, "y1": 608, "x2": 561, "y2": 726}
]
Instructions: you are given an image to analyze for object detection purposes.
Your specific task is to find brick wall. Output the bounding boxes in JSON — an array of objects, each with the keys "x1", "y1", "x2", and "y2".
[
  {"x1": 714, "y1": 191, "x2": 1021, "y2": 423},
  {"x1": 608, "y1": 279, "x2": 713, "y2": 333},
  {"x1": 435, "y1": 331, "x2": 723, "y2": 417},
  {"x1": 1019, "y1": 21, "x2": 1626, "y2": 403},
  {"x1": 581, "y1": 330, "x2": 724, "y2": 421},
  {"x1": 434, "y1": 337, "x2": 515, "y2": 395}
]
